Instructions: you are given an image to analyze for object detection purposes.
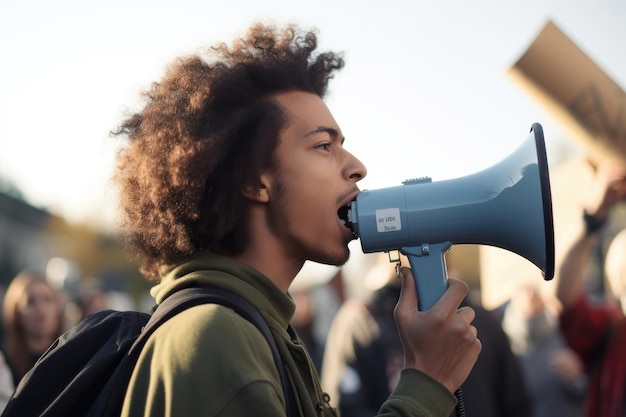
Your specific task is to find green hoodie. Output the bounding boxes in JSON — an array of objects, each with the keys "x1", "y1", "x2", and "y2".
[{"x1": 121, "y1": 252, "x2": 456, "y2": 417}]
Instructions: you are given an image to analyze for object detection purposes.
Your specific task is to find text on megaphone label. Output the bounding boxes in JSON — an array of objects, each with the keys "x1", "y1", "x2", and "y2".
[{"x1": 376, "y1": 208, "x2": 402, "y2": 232}]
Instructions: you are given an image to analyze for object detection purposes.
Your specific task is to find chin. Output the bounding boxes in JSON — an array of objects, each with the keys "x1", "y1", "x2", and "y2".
[
  {"x1": 333, "y1": 249, "x2": 351, "y2": 266},
  {"x1": 312, "y1": 250, "x2": 350, "y2": 267}
]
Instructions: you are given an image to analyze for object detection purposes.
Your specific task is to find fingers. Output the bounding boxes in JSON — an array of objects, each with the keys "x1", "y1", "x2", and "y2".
[
  {"x1": 396, "y1": 267, "x2": 470, "y2": 316},
  {"x1": 395, "y1": 267, "x2": 475, "y2": 342},
  {"x1": 438, "y1": 278, "x2": 470, "y2": 313},
  {"x1": 393, "y1": 266, "x2": 481, "y2": 393},
  {"x1": 592, "y1": 165, "x2": 626, "y2": 205}
]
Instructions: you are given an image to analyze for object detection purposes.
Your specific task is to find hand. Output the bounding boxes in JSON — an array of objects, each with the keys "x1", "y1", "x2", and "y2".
[
  {"x1": 550, "y1": 348, "x2": 584, "y2": 383},
  {"x1": 585, "y1": 164, "x2": 626, "y2": 218},
  {"x1": 393, "y1": 267, "x2": 481, "y2": 393}
]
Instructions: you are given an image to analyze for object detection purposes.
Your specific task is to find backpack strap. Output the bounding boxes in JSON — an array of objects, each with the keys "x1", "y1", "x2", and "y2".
[{"x1": 131, "y1": 286, "x2": 297, "y2": 417}]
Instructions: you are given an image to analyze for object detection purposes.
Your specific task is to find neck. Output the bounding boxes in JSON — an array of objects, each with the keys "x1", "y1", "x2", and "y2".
[
  {"x1": 234, "y1": 249, "x2": 302, "y2": 293},
  {"x1": 234, "y1": 207, "x2": 303, "y2": 292}
]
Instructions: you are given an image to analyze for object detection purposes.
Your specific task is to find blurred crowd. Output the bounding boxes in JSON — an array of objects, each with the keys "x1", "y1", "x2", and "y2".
[{"x1": 0, "y1": 265, "x2": 141, "y2": 410}]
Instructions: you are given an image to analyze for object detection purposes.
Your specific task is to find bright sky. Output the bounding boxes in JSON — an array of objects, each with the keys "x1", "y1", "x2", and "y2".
[{"x1": 1, "y1": 0, "x2": 625, "y2": 231}]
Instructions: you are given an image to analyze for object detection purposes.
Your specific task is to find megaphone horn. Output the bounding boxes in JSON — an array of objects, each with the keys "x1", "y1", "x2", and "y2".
[{"x1": 345, "y1": 123, "x2": 555, "y2": 310}]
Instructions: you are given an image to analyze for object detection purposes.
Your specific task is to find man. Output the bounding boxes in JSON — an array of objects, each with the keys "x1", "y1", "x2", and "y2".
[
  {"x1": 555, "y1": 163, "x2": 626, "y2": 417},
  {"x1": 111, "y1": 22, "x2": 481, "y2": 417}
]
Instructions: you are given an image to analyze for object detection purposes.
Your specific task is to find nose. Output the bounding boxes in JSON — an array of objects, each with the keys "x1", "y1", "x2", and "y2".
[{"x1": 345, "y1": 151, "x2": 367, "y2": 182}]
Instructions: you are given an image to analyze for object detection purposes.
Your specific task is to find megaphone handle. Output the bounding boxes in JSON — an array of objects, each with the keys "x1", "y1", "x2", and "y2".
[{"x1": 401, "y1": 242, "x2": 452, "y2": 311}]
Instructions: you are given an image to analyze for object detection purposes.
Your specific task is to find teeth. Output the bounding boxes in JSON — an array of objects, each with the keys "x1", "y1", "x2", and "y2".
[{"x1": 340, "y1": 219, "x2": 346, "y2": 225}]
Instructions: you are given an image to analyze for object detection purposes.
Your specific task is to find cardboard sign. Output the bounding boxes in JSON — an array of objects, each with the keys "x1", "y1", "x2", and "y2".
[{"x1": 508, "y1": 20, "x2": 626, "y2": 165}]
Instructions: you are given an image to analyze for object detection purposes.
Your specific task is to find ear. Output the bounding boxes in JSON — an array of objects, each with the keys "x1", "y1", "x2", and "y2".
[{"x1": 242, "y1": 173, "x2": 271, "y2": 203}]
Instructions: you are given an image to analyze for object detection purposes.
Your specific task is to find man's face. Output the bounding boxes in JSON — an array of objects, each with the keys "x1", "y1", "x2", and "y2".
[{"x1": 260, "y1": 91, "x2": 367, "y2": 266}]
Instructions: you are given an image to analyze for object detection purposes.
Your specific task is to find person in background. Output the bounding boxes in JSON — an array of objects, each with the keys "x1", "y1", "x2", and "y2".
[
  {"x1": 291, "y1": 289, "x2": 325, "y2": 373},
  {"x1": 290, "y1": 262, "x2": 345, "y2": 373},
  {"x1": 501, "y1": 283, "x2": 586, "y2": 417},
  {"x1": 0, "y1": 350, "x2": 14, "y2": 412},
  {"x1": 555, "y1": 164, "x2": 626, "y2": 417},
  {"x1": 322, "y1": 259, "x2": 531, "y2": 417},
  {"x1": 71, "y1": 277, "x2": 137, "y2": 323},
  {"x1": 0, "y1": 287, "x2": 13, "y2": 412},
  {"x1": 110, "y1": 21, "x2": 481, "y2": 417},
  {"x1": 1, "y1": 269, "x2": 64, "y2": 385}
]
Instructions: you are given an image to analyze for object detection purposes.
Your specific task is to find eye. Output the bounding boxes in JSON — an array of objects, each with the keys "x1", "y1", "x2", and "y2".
[{"x1": 315, "y1": 143, "x2": 331, "y2": 151}]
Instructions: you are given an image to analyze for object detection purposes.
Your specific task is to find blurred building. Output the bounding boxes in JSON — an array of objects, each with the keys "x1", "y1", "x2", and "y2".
[
  {"x1": 0, "y1": 183, "x2": 147, "y2": 309},
  {"x1": 0, "y1": 186, "x2": 50, "y2": 285}
]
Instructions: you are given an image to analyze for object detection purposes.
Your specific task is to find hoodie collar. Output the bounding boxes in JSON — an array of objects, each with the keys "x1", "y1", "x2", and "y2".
[{"x1": 152, "y1": 252, "x2": 296, "y2": 331}]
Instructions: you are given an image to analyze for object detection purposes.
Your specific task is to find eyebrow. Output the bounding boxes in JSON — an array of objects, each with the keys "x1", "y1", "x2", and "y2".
[{"x1": 304, "y1": 126, "x2": 346, "y2": 144}]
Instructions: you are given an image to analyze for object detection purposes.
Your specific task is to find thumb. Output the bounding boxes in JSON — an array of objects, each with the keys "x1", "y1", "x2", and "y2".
[{"x1": 397, "y1": 266, "x2": 419, "y2": 313}]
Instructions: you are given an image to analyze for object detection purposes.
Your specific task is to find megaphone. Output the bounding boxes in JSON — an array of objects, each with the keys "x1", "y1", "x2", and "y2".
[{"x1": 345, "y1": 123, "x2": 555, "y2": 310}]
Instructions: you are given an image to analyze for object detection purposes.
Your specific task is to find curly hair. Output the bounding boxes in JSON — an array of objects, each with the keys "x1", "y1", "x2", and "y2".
[{"x1": 111, "y1": 22, "x2": 345, "y2": 281}]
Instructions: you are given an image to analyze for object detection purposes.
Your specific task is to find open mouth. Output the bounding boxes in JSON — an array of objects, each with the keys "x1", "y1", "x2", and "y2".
[{"x1": 338, "y1": 203, "x2": 356, "y2": 235}]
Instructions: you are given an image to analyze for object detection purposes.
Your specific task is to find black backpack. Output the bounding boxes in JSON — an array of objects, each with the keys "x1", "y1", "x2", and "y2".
[{"x1": 1, "y1": 286, "x2": 296, "y2": 417}]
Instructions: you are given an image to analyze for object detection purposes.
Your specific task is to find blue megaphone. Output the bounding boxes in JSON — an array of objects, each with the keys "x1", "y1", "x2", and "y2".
[{"x1": 346, "y1": 123, "x2": 555, "y2": 310}]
